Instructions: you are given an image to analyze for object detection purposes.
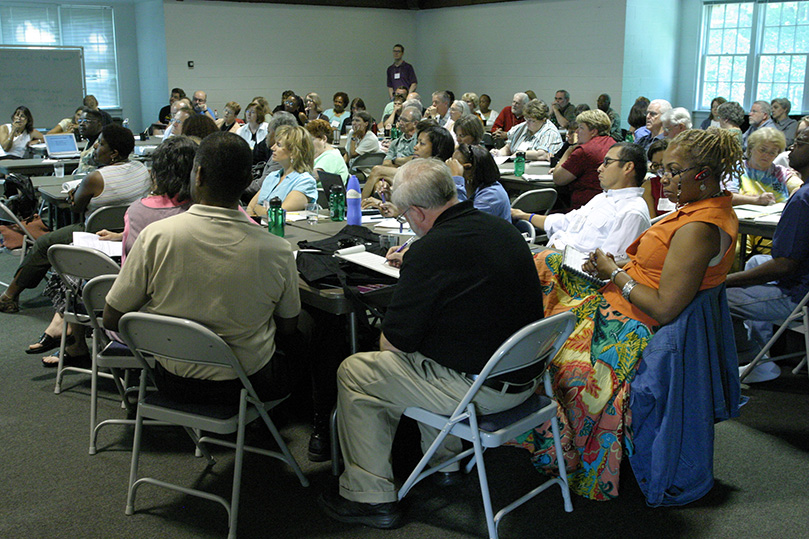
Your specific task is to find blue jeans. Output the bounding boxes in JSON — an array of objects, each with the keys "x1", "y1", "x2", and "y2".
[{"x1": 726, "y1": 255, "x2": 796, "y2": 363}]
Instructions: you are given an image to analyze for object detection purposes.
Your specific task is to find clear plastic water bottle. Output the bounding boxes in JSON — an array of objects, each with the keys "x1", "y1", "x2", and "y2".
[
  {"x1": 122, "y1": 118, "x2": 129, "y2": 129},
  {"x1": 268, "y1": 197, "x2": 285, "y2": 237},
  {"x1": 329, "y1": 185, "x2": 345, "y2": 221},
  {"x1": 346, "y1": 175, "x2": 361, "y2": 226},
  {"x1": 514, "y1": 151, "x2": 526, "y2": 177}
]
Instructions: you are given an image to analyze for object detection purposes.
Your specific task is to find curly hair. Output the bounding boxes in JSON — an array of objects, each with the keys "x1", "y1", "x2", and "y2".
[
  {"x1": 669, "y1": 127, "x2": 744, "y2": 184},
  {"x1": 305, "y1": 118, "x2": 333, "y2": 140}
]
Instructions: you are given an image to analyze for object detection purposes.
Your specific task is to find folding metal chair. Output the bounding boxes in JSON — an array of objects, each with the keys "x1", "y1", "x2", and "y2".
[
  {"x1": 740, "y1": 288, "x2": 809, "y2": 383},
  {"x1": 396, "y1": 311, "x2": 576, "y2": 539},
  {"x1": 349, "y1": 151, "x2": 386, "y2": 182},
  {"x1": 82, "y1": 275, "x2": 171, "y2": 455},
  {"x1": 0, "y1": 200, "x2": 39, "y2": 287},
  {"x1": 512, "y1": 189, "x2": 558, "y2": 245},
  {"x1": 46, "y1": 244, "x2": 120, "y2": 394},
  {"x1": 84, "y1": 204, "x2": 129, "y2": 233},
  {"x1": 119, "y1": 312, "x2": 309, "y2": 539}
]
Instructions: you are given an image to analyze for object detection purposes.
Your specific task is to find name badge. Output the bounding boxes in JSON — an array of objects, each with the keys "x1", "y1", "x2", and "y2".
[
  {"x1": 657, "y1": 197, "x2": 676, "y2": 211},
  {"x1": 331, "y1": 120, "x2": 340, "y2": 128},
  {"x1": 394, "y1": 73, "x2": 400, "y2": 79}
]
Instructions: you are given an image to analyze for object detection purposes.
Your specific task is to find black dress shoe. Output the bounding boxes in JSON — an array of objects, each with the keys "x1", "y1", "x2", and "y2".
[
  {"x1": 432, "y1": 470, "x2": 464, "y2": 487},
  {"x1": 318, "y1": 489, "x2": 403, "y2": 529},
  {"x1": 308, "y1": 431, "x2": 331, "y2": 462}
]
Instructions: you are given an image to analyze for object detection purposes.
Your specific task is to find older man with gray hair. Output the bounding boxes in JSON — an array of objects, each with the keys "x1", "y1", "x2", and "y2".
[
  {"x1": 661, "y1": 107, "x2": 692, "y2": 140},
  {"x1": 634, "y1": 98, "x2": 672, "y2": 151},
  {"x1": 425, "y1": 90, "x2": 452, "y2": 127},
  {"x1": 318, "y1": 158, "x2": 544, "y2": 529},
  {"x1": 743, "y1": 100, "x2": 777, "y2": 150},
  {"x1": 491, "y1": 92, "x2": 529, "y2": 140}
]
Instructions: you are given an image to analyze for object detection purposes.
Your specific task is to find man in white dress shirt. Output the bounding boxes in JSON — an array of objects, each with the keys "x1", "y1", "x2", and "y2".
[{"x1": 512, "y1": 142, "x2": 651, "y2": 258}]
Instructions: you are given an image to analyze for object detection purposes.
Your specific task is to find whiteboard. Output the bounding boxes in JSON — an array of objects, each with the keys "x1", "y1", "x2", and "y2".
[{"x1": 0, "y1": 46, "x2": 85, "y2": 131}]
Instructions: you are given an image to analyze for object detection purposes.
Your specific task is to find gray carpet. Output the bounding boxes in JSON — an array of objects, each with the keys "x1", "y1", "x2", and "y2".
[{"x1": 1, "y1": 247, "x2": 807, "y2": 539}]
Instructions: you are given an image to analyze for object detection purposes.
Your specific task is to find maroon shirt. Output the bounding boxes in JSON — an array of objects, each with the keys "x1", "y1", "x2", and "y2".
[
  {"x1": 560, "y1": 135, "x2": 615, "y2": 210},
  {"x1": 491, "y1": 106, "x2": 525, "y2": 133}
]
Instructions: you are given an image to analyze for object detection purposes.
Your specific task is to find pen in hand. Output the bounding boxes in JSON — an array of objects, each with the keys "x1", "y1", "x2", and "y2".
[{"x1": 394, "y1": 236, "x2": 415, "y2": 253}]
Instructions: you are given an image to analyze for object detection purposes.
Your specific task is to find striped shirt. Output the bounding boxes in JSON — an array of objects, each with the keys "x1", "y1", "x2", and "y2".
[
  {"x1": 507, "y1": 120, "x2": 563, "y2": 156},
  {"x1": 87, "y1": 160, "x2": 150, "y2": 214}
]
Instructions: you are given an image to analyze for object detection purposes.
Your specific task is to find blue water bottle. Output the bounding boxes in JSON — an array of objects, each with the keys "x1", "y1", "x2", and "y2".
[{"x1": 346, "y1": 175, "x2": 362, "y2": 226}]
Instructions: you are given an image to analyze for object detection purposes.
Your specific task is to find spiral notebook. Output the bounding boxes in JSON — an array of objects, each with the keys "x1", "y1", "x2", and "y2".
[{"x1": 562, "y1": 245, "x2": 607, "y2": 287}]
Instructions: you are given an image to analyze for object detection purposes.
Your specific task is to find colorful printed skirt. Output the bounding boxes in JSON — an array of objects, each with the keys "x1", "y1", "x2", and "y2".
[{"x1": 511, "y1": 251, "x2": 655, "y2": 501}]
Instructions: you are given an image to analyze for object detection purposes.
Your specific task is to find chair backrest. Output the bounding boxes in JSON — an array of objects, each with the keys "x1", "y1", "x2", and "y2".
[
  {"x1": 119, "y1": 312, "x2": 251, "y2": 389},
  {"x1": 511, "y1": 188, "x2": 558, "y2": 216},
  {"x1": 350, "y1": 152, "x2": 386, "y2": 170},
  {"x1": 0, "y1": 200, "x2": 38, "y2": 243},
  {"x1": 513, "y1": 219, "x2": 536, "y2": 243},
  {"x1": 484, "y1": 311, "x2": 576, "y2": 380},
  {"x1": 81, "y1": 274, "x2": 119, "y2": 336},
  {"x1": 85, "y1": 204, "x2": 129, "y2": 233},
  {"x1": 318, "y1": 171, "x2": 344, "y2": 209},
  {"x1": 47, "y1": 244, "x2": 120, "y2": 294}
]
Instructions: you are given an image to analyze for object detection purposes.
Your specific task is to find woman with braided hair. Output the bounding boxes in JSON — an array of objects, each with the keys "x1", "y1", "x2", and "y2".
[{"x1": 513, "y1": 127, "x2": 741, "y2": 500}]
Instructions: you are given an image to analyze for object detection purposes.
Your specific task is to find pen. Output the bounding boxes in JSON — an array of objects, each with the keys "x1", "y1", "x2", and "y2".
[
  {"x1": 394, "y1": 236, "x2": 415, "y2": 253},
  {"x1": 380, "y1": 192, "x2": 386, "y2": 203}
]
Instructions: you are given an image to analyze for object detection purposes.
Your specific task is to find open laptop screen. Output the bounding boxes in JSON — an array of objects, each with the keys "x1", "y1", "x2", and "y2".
[{"x1": 44, "y1": 134, "x2": 80, "y2": 158}]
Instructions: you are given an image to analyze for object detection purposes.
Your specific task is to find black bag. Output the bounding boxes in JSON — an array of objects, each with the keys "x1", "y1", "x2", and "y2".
[{"x1": 2, "y1": 173, "x2": 38, "y2": 222}]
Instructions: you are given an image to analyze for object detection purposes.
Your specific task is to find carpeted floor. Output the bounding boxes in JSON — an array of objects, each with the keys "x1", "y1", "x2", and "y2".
[{"x1": 1, "y1": 247, "x2": 807, "y2": 539}]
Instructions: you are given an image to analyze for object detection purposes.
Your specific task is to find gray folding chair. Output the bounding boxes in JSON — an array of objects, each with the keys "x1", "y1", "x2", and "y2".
[
  {"x1": 85, "y1": 204, "x2": 129, "y2": 233},
  {"x1": 119, "y1": 312, "x2": 309, "y2": 539},
  {"x1": 349, "y1": 151, "x2": 386, "y2": 182},
  {"x1": 740, "y1": 288, "x2": 809, "y2": 384},
  {"x1": 47, "y1": 244, "x2": 120, "y2": 394},
  {"x1": 514, "y1": 218, "x2": 536, "y2": 243},
  {"x1": 512, "y1": 188, "x2": 558, "y2": 245},
  {"x1": 0, "y1": 200, "x2": 39, "y2": 287},
  {"x1": 396, "y1": 311, "x2": 576, "y2": 539},
  {"x1": 82, "y1": 275, "x2": 170, "y2": 455}
]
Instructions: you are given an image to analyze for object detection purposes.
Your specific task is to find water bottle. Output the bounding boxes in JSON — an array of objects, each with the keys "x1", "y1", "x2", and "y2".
[
  {"x1": 122, "y1": 118, "x2": 129, "y2": 129},
  {"x1": 514, "y1": 151, "x2": 526, "y2": 177},
  {"x1": 346, "y1": 175, "x2": 362, "y2": 226},
  {"x1": 329, "y1": 185, "x2": 345, "y2": 221},
  {"x1": 268, "y1": 197, "x2": 285, "y2": 237}
]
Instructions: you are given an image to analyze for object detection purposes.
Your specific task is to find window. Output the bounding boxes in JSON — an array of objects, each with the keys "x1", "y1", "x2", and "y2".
[
  {"x1": 700, "y1": 1, "x2": 809, "y2": 113},
  {"x1": 0, "y1": 3, "x2": 119, "y2": 108}
]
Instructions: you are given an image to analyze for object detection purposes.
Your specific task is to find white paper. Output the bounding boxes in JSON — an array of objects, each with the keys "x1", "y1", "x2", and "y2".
[
  {"x1": 61, "y1": 179, "x2": 81, "y2": 193},
  {"x1": 72, "y1": 231, "x2": 122, "y2": 257},
  {"x1": 284, "y1": 211, "x2": 309, "y2": 222},
  {"x1": 334, "y1": 246, "x2": 400, "y2": 278},
  {"x1": 754, "y1": 213, "x2": 781, "y2": 224},
  {"x1": 734, "y1": 202, "x2": 785, "y2": 215},
  {"x1": 493, "y1": 154, "x2": 511, "y2": 165},
  {"x1": 362, "y1": 214, "x2": 386, "y2": 224},
  {"x1": 373, "y1": 218, "x2": 410, "y2": 230},
  {"x1": 521, "y1": 174, "x2": 554, "y2": 182}
]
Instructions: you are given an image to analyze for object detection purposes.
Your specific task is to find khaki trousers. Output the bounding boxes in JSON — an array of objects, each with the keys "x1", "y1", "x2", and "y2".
[{"x1": 336, "y1": 350, "x2": 536, "y2": 503}]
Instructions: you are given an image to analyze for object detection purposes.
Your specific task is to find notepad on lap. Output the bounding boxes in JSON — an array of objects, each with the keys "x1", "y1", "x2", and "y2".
[
  {"x1": 72, "y1": 231, "x2": 122, "y2": 258},
  {"x1": 334, "y1": 245, "x2": 400, "y2": 279},
  {"x1": 562, "y1": 245, "x2": 607, "y2": 287}
]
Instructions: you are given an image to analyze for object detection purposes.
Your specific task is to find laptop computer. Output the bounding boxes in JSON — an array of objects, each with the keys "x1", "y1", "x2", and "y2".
[
  {"x1": 44, "y1": 134, "x2": 81, "y2": 159},
  {"x1": 318, "y1": 171, "x2": 345, "y2": 209}
]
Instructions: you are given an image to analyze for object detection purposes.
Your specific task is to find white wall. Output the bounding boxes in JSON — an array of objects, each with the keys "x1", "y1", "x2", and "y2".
[
  {"x1": 415, "y1": 0, "x2": 627, "y2": 122},
  {"x1": 134, "y1": 0, "x2": 168, "y2": 131},
  {"x1": 163, "y1": 0, "x2": 415, "y2": 122}
]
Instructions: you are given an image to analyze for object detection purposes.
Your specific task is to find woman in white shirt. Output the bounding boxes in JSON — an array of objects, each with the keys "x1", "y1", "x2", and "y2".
[
  {"x1": 344, "y1": 111, "x2": 380, "y2": 168},
  {"x1": 236, "y1": 101, "x2": 269, "y2": 150},
  {"x1": 0, "y1": 106, "x2": 44, "y2": 158},
  {"x1": 477, "y1": 94, "x2": 498, "y2": 128}
]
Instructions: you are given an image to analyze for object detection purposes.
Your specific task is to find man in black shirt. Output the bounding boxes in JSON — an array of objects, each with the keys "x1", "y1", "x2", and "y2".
[{"x1": 318, "y1": 159, "x2": 544, "y2": 529}]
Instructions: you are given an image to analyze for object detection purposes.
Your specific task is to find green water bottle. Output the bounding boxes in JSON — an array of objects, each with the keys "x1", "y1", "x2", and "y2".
[
  {"x1": 514, "y1": 151, "x2": 526, "y2": 177},
  {"x1": 268, "y1": 197, "x2": 285, "y2": 237},
  {"x1": 329, "y1": 185, "x2": 345, "y2": 221}
]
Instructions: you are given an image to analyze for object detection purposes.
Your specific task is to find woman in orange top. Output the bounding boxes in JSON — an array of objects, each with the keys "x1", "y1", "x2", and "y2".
[{"x1": 514, "y1": 128, "x2": 741, "y2": 501}]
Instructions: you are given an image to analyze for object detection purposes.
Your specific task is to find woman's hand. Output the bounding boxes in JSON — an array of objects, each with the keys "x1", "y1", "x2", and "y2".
[
  {"x1": 361, "y1": 197, "x2": 381, "y2": 209},
  {"x1": 755, "y1": 192, "x2": 776, "y2": 206},
  {"x1": 445, "y1": 157, "x2": 464, "y2": 177},
  {"x1": 583, "y1": 248, "x2": 619, "y2": 281},
  {"x1": 96, "y1": 229, "x2": 123, "y2": 242},
  {"x1": 376, "y1": 179, "x2": 392, "y2": 202}
]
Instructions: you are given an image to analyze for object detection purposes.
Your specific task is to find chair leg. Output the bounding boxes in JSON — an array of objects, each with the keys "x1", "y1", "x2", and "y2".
[
  {"x1": 330, "y1": 406, "x2": 340, "y2": 476},
  {"x1": 89, "y1": 330, "x2": 99, "y2": 455},
  {"x1": 227, "y1": 391, "x2": 249, "y2": 539},
  {"x1": 467, "y1": 411, "x2": 498, "y2": 539},
  {"x1": 125, "y1": 375, "x2": 148, "y2": 516},
  {"x1": 549, "y1": 415, "x2": 574, "y2": 512},
  {"x1": 256, "y1": 405, "x2": 309, "y2": 487}
]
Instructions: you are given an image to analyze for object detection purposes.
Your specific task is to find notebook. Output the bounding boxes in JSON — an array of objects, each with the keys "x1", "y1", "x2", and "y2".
[
  {"x1": 562, "y1": 245, "x2": 607, "y2": 288},
  {"x1": 44, "y1": 134, "x2": 81, "y2": 159}
]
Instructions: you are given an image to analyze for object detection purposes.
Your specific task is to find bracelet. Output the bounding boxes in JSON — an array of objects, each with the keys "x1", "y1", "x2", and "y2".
[
  {"x1": 528, "y1": 213, "x2": 536, "y2": 225},
  {"x1": 610, "y1": 268, "x2": 626, "y2": 282},
  {"x1": 622, "y1": 279, "x2": 638, "y2": 301}
]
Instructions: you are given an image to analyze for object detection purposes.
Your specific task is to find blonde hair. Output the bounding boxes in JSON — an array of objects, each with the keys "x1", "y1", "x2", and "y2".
[
  {"x1": 524, "y1": 99, "x2": 550, "y2": 122},
  {"x1": 576, "y1": 109, "x2": 611, "y2": 136},
  {"x1": 669, "y1": 127, "x2": 744, "y2": 183},
  {"x1": 275, "y1": 125, "x2": 314, "y2": 174},
  {"x1": 747, "y1": 126, "x2": 786, "y2": 155},
  {"x1": 461, "y1": 92, "x2": 479, "y2": 109}
]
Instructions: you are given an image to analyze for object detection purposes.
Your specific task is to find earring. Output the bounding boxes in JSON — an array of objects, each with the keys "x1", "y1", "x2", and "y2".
[{"x1": 699, "y1": 182, "x2": 707, "y2": 191}]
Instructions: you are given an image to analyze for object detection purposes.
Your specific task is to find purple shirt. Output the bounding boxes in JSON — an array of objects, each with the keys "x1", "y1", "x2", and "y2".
[{"x1": 386, "y1": 61, "x2": 417, "y2": 90}]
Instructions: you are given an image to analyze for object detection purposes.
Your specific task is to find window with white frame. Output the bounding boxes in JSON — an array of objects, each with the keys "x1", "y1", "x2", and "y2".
[
  {"x1": 0, "y1": 3, "x2": 119, "y2": 108},
  {"x1": 700, "y1": 1, "x2": 808, "y2": 113}
]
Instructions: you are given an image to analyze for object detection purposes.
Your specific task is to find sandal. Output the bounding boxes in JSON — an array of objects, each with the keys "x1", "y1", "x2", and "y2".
[
  {"x1": 0, "y1": 294, "x2": 19, "y2": 314},
  {"x1": 42, "y1": 351, "x2": 91, "y2": 369},
  {"x1": 26, "y1": 333, "x2": 74, "y2": 355}
]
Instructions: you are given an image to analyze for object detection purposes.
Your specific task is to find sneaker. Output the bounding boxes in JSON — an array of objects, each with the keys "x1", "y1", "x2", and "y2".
[
  {"x1": 318, "y1": 489, "x2": 403, "y2": 529},
  {"x1": 0, "y1": 294, "x2": 19, "y2": 313},
  {"x1": 740, "y1": 362, "x2": 781, "y2": 383}
]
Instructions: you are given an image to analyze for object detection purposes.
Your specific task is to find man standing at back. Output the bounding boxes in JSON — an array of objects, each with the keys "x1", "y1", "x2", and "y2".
[
  {"x1": 103, "y1": 132, "x2": 301, "y2": 403},
  {"x1": 318, "y1": 158, "x2": 544, "y2": 528},
  {"x1": 387, "y1": 44, "x2": 417, "y2": 99}
]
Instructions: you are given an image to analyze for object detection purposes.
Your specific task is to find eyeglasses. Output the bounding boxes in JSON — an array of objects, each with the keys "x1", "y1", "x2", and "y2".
[
  {"x1": 602, "y1": 157, "x2": 628, "y2": 167},
  {"x1": 659, "y1": 165, "x2": 700, "y2": 179},
  {"x1": 396, "y1": 207, "x2": 412, "y2": 232},
  {"x1": 284, "y1": 101, "x2": 296, "y2": 107},
  {"x1": 649, "y1": 162, "x2": 663, "y2": 173}
]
